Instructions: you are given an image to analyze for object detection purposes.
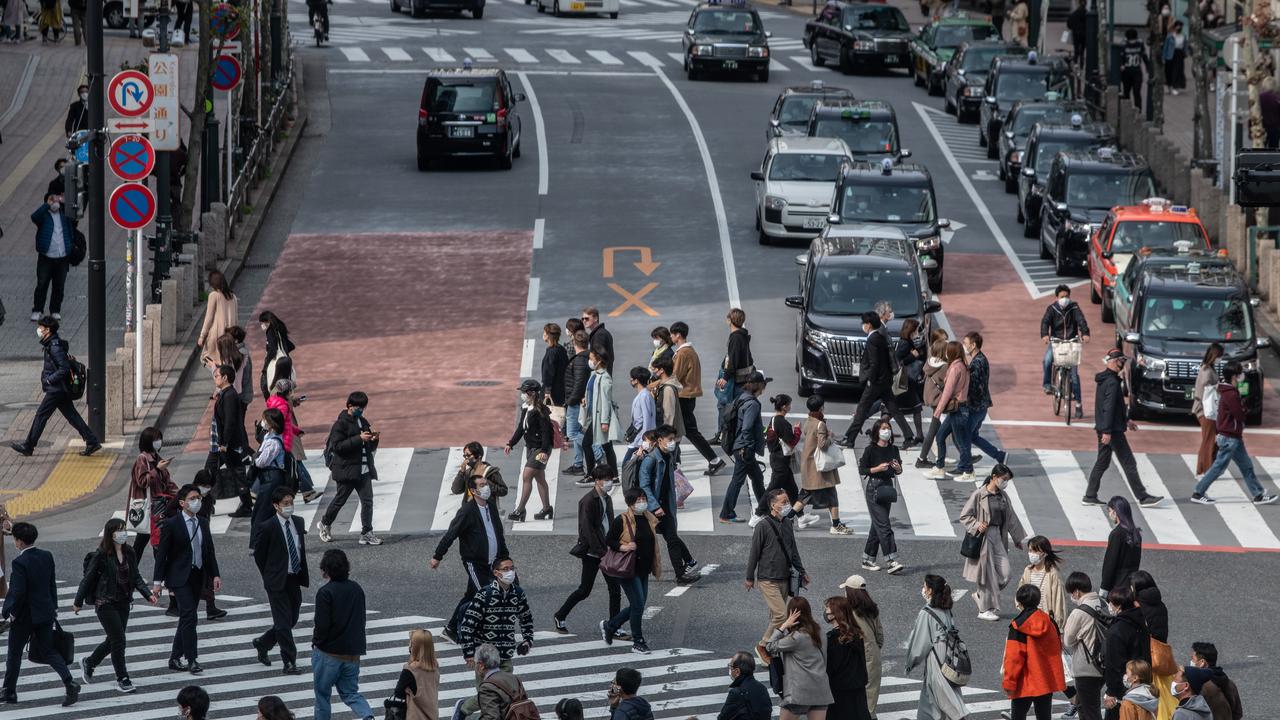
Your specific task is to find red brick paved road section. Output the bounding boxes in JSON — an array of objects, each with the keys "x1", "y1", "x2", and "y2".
[
  {"x1": 943, "y1": 252, "x2": 1280, "y2": 455},
  {"x1": 185, "y1": 231, "x2": 533, "y2": 452}
]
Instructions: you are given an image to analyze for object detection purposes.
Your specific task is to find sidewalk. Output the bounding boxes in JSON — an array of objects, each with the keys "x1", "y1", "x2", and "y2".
[{"x1": 0, "y1": 34, "x2": 200, "y2": 518}]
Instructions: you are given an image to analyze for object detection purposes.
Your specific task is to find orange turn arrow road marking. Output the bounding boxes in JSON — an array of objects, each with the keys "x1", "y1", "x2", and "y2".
[{"x1": 602, "y1": 246, "x2": 661, "y2": 278}]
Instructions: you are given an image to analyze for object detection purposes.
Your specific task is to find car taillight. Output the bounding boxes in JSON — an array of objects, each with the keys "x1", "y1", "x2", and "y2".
[
  {"x1": 418, "y1": 108, "x2": 429, "y2": 127},
  {"x1": 496, "y1": 107, "x2": 508, "y2": 130}
]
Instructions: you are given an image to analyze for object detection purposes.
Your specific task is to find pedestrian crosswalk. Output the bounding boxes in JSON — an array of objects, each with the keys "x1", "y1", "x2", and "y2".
[
  {"x1": 7, "y1": 588, "x2": 1020, "y2": 719},
  {"x1": 321, "y1": 43, "x2": 820, "y2": 71},
  {"x1": 138, "y1": 445, "x2": 1280, "y2": 552}
]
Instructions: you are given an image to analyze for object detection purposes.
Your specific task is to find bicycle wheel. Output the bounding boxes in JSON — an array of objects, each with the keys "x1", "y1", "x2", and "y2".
[
  {"x1": 1058, "y1": 367, "x2": 1072, "y2": 424},
  {"x1": 1052, "y1": 367, "x2": 1065, "y2": 417}
]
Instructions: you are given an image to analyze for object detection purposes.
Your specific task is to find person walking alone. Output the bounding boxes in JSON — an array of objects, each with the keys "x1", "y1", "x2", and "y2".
[
  {"x1": 1001, "y1": 585, "x2": 1067, "y2": 720},
  {"x1": 765, "y1": 395, "x2": 805, "y2": 527},
  {"x1": 542, "y1": 323, "x2": 569, "y2": 415},
  {"x1": 11, "y1": 316, "x2": 100, "y2": 457},
  {"x1": 1190, "y1": 362, "x2": 1278, "y2": 505},
  {"x1": 505, "y1": 380, "x2": 554, "y2": 522},
  {"x1": 153, "y1": 485, "x2": 222, "y2": 675},
  {"x1": 1099, "y1": 496, "x2": 1142, "y2": 599},
  {"x1": 581, "y1": 307, "x2": 615, "y2": 374},
  {"x1": 601, "y1": 488, "x2": 661, "y2": 655},
  {"x1": 721, "y1": 371, "x2": 769, "y2": 524},
  {"x1": 258, "y1": 311, "x2": 296, "y2": 399},
  {"x1": 714, "y1": 309, "x2": 754, "y2": 444},
  {"x1": 458, "y1": 557, "x2": 535, "y2": 710},
  {"x1": 319, "y1": 392, "x2": 383, "y2": 545},
  {"x1": 583, "y1": 350, "x2": 620, "y2": 479},
  {"x1": 30, "y1": 193, "x2": 76, "y2": 323},
  {"x1": 962, "y1": 332, "x2": 1006, "y2": 471},
  {"x1": 923, "y1": 341, "x2": 970, "y2": 480},
  {"x1": 1192, "y1": 344, "x2": 1223, "y2": 476},
  {"x1": 249, "y1": 408, "x2": 289, "y2": 551},
  {"x1": 624, "y1": 367, "x2": 657, "y2": 470},
  {"x1": 563, "y1": 331, "x2": 592, "y2": 476},
  {"x1": 197, "y1": 270, "x2": 238, "y2": 369},
  {"x1": 75, "y1": 517, "x2": 158, "y2": 693},
  {"x1": 745, "y1": 489, "x2": 809, "y2": 653},
  {"x1": 389, "y1": 629, "x2": 440, "y2": 720},
  {"x1": 311, "y1": 549, "x2": 374, "y2": 720},
  {"x1": 1063, "y1": 572, "x2": 1106, "y2": 720},
  {"x1": 553, "y1": 466, "x2": 621, "y2": 635},
  {"x1": 127, "y1": 426, "x2": 177, "y2": 556},
  {"x1": 252, "y1": 487, "x2": 309, "y2": 675},
  {"x1": 860, "y1": 418, "x2": 905, "y2": 573},
  {"x1": 1120, "y1": 28, "x2": 1149, "y2": 109},
  {"x1": 1162, "y1": 21, "x2": 1186, "y2": 94},
  {"x1": 1017, "y1": 536, "x2": 1067, "y2": 630},
  {"x1": 1082, "y1": 350, "x2": 1162, "y2": 507},
  {"x1": 840, "y1": 308, "x2": 913, "y2": 449},
  {"x1": 670, "y1": 321, "x2": 726, "y2": 474},
  {"x1": 823, "y1": 596, "x2": 871, "y2": 720},
  {"x1": 2, "y1": 522, "x2": 80, "y2": 706},
  {"x1": 796, "y1": 395, "x2": 851, "y2": 534},
  {"x1": 960, "y1": 464, "x2": 1027, "y2": 622}
]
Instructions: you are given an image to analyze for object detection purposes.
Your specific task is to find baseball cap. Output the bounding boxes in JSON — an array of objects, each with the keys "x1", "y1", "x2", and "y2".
[
  {"x1": 518, "y1": 379, "x2": 543, "y2": 394},
  {"x1": 745, "y1": 370, "x2": 773, "y2": 385},
  {"x1": 838, "y1": 574, "x2": 866, "y2": 590},
  {"x1": 1104, "y1": 349, "x2": 1126, "y2": 364}
]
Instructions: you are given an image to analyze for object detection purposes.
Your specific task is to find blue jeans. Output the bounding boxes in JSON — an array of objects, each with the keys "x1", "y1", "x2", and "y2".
[
  {"x1": 966, "y1": 407, "x2": 1003, "y2": 465},
  {"x1": 312, "y1": 649, "x2": 372, "y2": 720},
  {"x1": 606, "y1": 575, "x2": 648, "y2": 641},
  {"x1": 714, "y1": 376, "x2": 735, "y2": 434},
  {"x1": 1043, "y1": 346, "x2": 1081, "y2": 403},
  {"x1": 1193, "y1": 435, "x2": 1266, "y2": 498},
  {"x1": 565, "y1": 404, "x2": 591, "y2": 467},
  {"x1": 935, "y1": 405, "x2": 972, "y2": 472}
]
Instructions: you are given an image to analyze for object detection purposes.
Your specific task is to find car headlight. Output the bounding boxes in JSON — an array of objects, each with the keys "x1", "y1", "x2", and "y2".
[
  {"x1": 748, "y1": 45, "x2": 768, "y2": 57},
  {"x1": 1009, "y1": 150, "x2": 1023, "y2": 164},
  {"x1": 1242, "y1": 358, "x2": 1260, "y2": 372},
  {"x1": 766, "y1": 195, "x2": 787, "y2": 211},
  {"x1": 1136, "y1": 353, "x2": 1166, "y2": 375},
  {"x1": 853, "y1": 40, "x2": 875, "y2": 51},
  {"x1": 691, "y1": 44, "x2": 713, "y2": 56},
  {"x1": 963, "y1": 86, "x2": 984, "y2": 97},
  {"x1": 805, "y1": 329, "x2": 836, "y2": 349},
  {"x1": 918, "y1": 235, "x2": 940, "y2": 250}
]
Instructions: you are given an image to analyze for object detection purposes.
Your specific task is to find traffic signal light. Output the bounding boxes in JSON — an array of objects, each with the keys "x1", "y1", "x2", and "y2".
[{"x1": 63, "y1": 158, "x2": 90, "y2": 221}]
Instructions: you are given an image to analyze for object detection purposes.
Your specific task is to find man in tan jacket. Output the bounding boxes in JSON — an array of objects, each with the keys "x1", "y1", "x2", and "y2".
[{"x1": 670, "y1": 321, "x2": 725, "y2": 475}]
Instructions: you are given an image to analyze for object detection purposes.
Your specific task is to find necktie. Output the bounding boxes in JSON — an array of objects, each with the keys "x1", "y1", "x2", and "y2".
[
  {"x1": 285, "y1": 521, "x2": 300, "y2": 574},
  {"x1": 189, "y1": 518, "x2": 202, "y2": 569}
]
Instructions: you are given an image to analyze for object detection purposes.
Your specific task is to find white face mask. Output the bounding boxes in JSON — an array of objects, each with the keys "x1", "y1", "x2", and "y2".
[
  {"x1": 475, "y1": 485, "x2": 492, "y2": 500},
  {"x1": 921, "y1": 588, "x2": 930, "y2": 603},
  {"x1": 1122, "y1": 675, "x2": 1136, "y2": 690},
  {"x1": 49, "y1": 202, "x2": 61, "y2": 213},
  {"x1": 1171, "y1": 681, "x2": 1184, "y2": 696},
  {"x1": 641, "y1": 440, "x2": 653, "y2": 451},
  {"x1": 1028, "y1": 552, "x2": 1043, "y2": 565},
  {"x1": 186, "y1": 498, "x2": 202, "y2": 515},
  {"x1": 878, "y1": 428, "x2": 892, "y2": 441},
  {"x1": 261, "y1": 323, "x2": 269, "y2": 332},
  {"x1": 998, "y1": 478, "x2": 1011, "y2": 490},
  {"x1": 588, "y1": 359, "x2": 599, "y2": 370},
  {"x1": 1057, "y1": 296, "x2": 1070, "y2": 308},
  {"x1": 36, "y1": 328, "x2": 45, "y2": 340},
  {"x1": 652, "y1": 338, "x2": 662, "y2": 348},
  {"x1": 112, "y1": 530, "x2": 129, "y2": 545},
  {"x1": 499, "y1": 570, "x2": 516, "y2": 585},
  {"x1": 154, "y1": 439, "x2": 163, "y2": 452},
  {"x1": 633, "y1": 503, "x2": 647, "y2": 514},
  {"x1": 279, "y1": 505, "x2": 294, "y2": 518}
]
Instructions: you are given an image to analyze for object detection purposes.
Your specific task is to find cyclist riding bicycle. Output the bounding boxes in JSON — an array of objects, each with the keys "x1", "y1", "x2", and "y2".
[
  {"x1": 1040, "y1": 284, "x2": 1091, "y2": 419},
  {"x1": 306, "y1": 0, "x2": 331, "y2": 40}
]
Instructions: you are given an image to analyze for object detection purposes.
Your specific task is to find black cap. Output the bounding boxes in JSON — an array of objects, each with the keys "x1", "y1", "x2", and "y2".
[
  {"x1": 518, "y1": 379, "x2": 542, "y2": 394},
  {"x1": 745, "y1": 370, "x2": 773, "y2": 385},
  {"x1": 1104, "y1": 349, "x2": 1126, "y2": 363}
]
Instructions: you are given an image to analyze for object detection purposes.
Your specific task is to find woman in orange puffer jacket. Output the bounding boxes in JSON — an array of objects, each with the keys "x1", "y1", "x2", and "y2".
[{"x1": 1002, "y1": 584, "x2": 1067, "y2": 720}]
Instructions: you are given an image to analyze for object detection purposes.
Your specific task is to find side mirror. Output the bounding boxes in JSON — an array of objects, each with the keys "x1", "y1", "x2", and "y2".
[
  {"x1": 769, "y1": 118, "x2": 781, "y2": 128},
  {"x1": 827, "y1": 213, "x2": 842, "y2": 224},
  {"x1": 785, "y1": 295, "x2": 805, "y2": 308},
  {"x1": 765, "y1": 30, "x2": 773, "y2": 37},
  {"x1": 984, "y1": 96, "x2": 996, "y2": 105},
  {"x1": 1123, "y1": 332, "x2": 1140, "y2": 344},
  {"x1": 1054, "y1": 202, "x2": 1069, "y2": 215},
  {"x1": 1101, "y1": 251, "x2": 1113, "y2": 259},
  {"x1": 751, "y1": 170, "x2": 765, "y2": 181},
  {"x1": 938, "y1": 218, "x2": 950, "y2": 228},
  {"x1": 684, "y1": 27, "x2": 694, "y2": 34},
  {"x1": 899, "y1": 148, "x2": 912, "y2": 159},
  {"x1": 793, "y1": 255, "x2": 809, "y2": 266},
  {"x1": 924, "y1": 299, "x2": 942, "y2": 313},
  {"x1": 1250, "y1": 297, "x2": 1261, "y2": 308},
  {"x1": 1258, "y1": 337, "x2": 1273, "y2": 349},
  {"x1": 957, "y1": 68, "x2": 966, "y2": 75},
  {"x1": 1022, "y1": 167, "x2": 1036, "y2": 178},
  {"x1": 514, "y1": 92, "x2": 527, "y2": 102},
  {"x1": 844, "y1": 24, "x2": 853, "y2": 31},
  {"x1": 1004, "y1": 130, "x2": 1015, "y2": 140}
]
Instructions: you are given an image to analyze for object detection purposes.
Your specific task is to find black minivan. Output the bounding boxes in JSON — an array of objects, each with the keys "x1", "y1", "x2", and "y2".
[{"x1": 417, "y1": 68, "x2": 523, "y2": 171}]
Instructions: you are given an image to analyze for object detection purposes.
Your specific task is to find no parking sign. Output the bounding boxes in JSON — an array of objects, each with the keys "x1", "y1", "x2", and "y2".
[
  {"x1": 211, "y1": 55, "x2": 242, "y2": 92},
  {"x1": 109, "y1": 183, "x2": 156, "y2": 231},
  {"x1": 109, "y1": 135, "x2": 155, "y2": 182}
]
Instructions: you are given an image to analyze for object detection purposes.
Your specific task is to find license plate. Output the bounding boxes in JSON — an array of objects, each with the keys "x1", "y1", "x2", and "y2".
[
  {"x1": 884, "y1": 54, "x2": 899, "y2": 64},
  {"x1": 802, "y1": 217, "x2": 826, "y2": 229},
  {"x1": 1184, "y1": 388, "x2": 1195, "y2": 400},
  {"x1": 448, "y1": 126, "x2": 474, "y2": 138},
  {"x1": 722, "y1": 60, "x2": 738, "y2": 69}
]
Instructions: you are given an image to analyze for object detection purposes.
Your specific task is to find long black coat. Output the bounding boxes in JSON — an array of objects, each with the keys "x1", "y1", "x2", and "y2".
[
  {"x1": 326, "y1": 409, "x2": 379, "y2": 484},
  {"x1": 826, "y1": 630, "x2": 871, "y2": 720}
]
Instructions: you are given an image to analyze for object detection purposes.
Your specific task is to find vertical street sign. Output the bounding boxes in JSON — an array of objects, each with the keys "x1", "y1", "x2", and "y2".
[{"x1": 149, "y1": 53, "x2": 180, "y2": 151}]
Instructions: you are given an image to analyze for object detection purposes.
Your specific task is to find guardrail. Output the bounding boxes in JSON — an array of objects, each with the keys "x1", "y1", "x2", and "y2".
[{"x1": 226, "y1": 56, "x2": 295, "y2": 222}]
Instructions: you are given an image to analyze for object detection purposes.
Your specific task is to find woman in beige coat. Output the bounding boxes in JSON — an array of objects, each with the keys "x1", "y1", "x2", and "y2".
[
  {"x1": 916, "y1": 335, "x2": 949, "y2": 467},
  {"x1": 1192, "y1": 343, "x2": 1223, "y2": 475},
  {"x1": 960, "y1": 464, "x2": 1027, "y2": 622},
  {"x1": 198, "y1": 270, "x2": 238, "y2": 368},
  {"x1": 1016, "y1": 535, "x2": 1068, "y2": 630},
  {"x1": 1008, "y1": 0, "x2": 1030, "y2": 46},
  {"x1": 841, "y1": 575, "x2": 885, "y2": 718},
  {"x1": 795, "y1": 395, "x2": 852, "y2": 535}
]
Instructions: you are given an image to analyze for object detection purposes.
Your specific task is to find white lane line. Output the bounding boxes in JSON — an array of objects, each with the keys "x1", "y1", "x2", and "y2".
[
  {"x1": 383, "y1": 47, "x2": 412, "y2": 61},
  {"x1": 515, "y1": 71, "x2": 549, "y2": 196},
  {"x1": 506, "y1": 47, "x2": 540, "y2": 63},
  {"x1": 665, "y1": 585, "x2": 690, "y2": 597},
  {"x1": 666, "y1": 51, "x2": 684, "y2": 64},
  {"x1": 787, "y1": 55, "x2": 810, "y2": 67},
  {"x1": 546, "y1": 48, "x2": 581, "y2": 64},
  {"x1": 586, "y1": 49, "x2": 623, "y2": 65},
  {"x1": 465, "y1": 47, "x2": 496, "y2": 61},
  {"x1": 642, "y1": 605, "x2": 663, "y2": 619},
  {"x1": 339, "y1": 47, "x2": 370, "y2": 62},
  {"x1": 527, "y1": 277, "x2": 541, "y2": 312},
  {"x1": 520, "y1": 338, "x2": 536, "y2": 378},
  {"x1": 674, "y1": 455, "x2": 715, "y2": 533},
  {"x1": 533, "y1": 217, "x2": 545, "y2": 249},
  {"x1": 913, "y1": 101, "x2": 1041, "y2": 299},
  {"x1": 1036, "y1": 449, "x2": 1112, "y2": 541},
  {"x1": 896, "y1": 463, "x2": 955, "y2": 537},
  {"x1": 352, "y1": 447, "x2": 413, "y2": 533},
  {"x1": 1004, "y1": 477, "x2": 1035, "y2": 538},
  {"x1": 698, "y1": 562, "x2": 720, "y2": 575},
  {"x1": 770, "y1": 57, "x2": 790, "y2": 71},
  {"x1": 432, "y1": 447, "x2": 465, "y2": 532},
  {"x1": 1131, "y1": 453, "x2": 1199, "y2": 546},
  {"x1": 1183, "y1": 454, "x2": 1280, "y2": 549},
  {"x1": 424, "y1": 47, "x2": 456, "y2": 62},
  {"x1": 627, "y1": 50, "x2": 663, "y2": 67},
  {"x1": 293, "y1": 455, "x2": 333, "y2": 531},
  {"x1": 833, "y1": 448, "x2": 871, "y2": 533},
  {"x1": 332, "y1": 69, "x2": 654, "y2": 78},
  {"x1": 648, "y1": 64, "x2": 741, "y2": 307}
]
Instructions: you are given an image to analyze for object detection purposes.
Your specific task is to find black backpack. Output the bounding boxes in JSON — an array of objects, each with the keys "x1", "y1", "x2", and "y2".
[
  {"x1": 69, "y1": 229, "x2": 87, "y2": 267},
  {"x1": 620, "y1": 454, "x2": 642, "y2": 494},
  {"x1": 719, "y1": 395, "x2": 747, "y2": 455},
  {"x1": 1078, "y1": 604, "x2": 1113, "y2": 672},
  {"x1": 65, "y1": 342, "x2": 88, "y2": 401},
  {"x1": 924, "y1": 608, "x2": 972, "y2": 686}
]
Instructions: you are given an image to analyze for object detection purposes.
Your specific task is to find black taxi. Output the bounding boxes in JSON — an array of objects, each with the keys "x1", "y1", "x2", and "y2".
[
  {"x1": 682, "y1": 1, "x2": 771, "y2": 82},
  {"x1": 806, "y1": 99, "x2": 909, "y2": 163}
]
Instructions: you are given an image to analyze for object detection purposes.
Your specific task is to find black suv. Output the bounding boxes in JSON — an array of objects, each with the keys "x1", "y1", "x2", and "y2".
[
  {"x1": 806, "y1": 99, "x2": 909, "y2": 163},
  {"x1": 804, "y1": 1, "x2": 912, "y2": 74},
  {"x1": 683, "y1": 2, "x2": 772, "y2": 82},
  {"x1": 1016, "y1": 118, "x2": 1114, "y2": 237},
  {"x1": 417, "y1": 68, "x2": 524, "y2": 171},
  {"x1": 1114, "y1": 254, "x2": 1267, "y2": 423},
  {"x1": 978, "y1": 54, "x2": 1072, "y2": 158},
  {"x1": 943, "y1": 41, "x2": 1026, "y2": 122},
  {"x1": 1039, "y1": 149, "x2": 1156, "y2": 274},
  {"x1": 784, "y1": 226, "x2": 941, "y2": 396},
  {"x1": 998, "y1": 96, "x2": 1091, "y2": 192},
  {"x1": 768, "y1": 81, "x2": 855, "y2": 138},
  {"x1": 828, "y1": 160, "x2": 950, "y2": 292}
]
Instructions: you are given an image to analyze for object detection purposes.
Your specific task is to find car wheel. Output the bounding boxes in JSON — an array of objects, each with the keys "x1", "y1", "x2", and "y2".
[
  {"x1": 410, "y1": 3, "x2": 424, "y2": 17},
  {"x1": 1004, "y1": 174, "x2": 1017, "y2": 194},
  {"x1": 1128, "y1": 400, "x2": 1147, "y2": 421},
  {"x1": 609, "y1": 11, "x2": 617, "y2": 17},
  {"x1": 552, "y1": 0, "x2": 559, "y2": 15},
  {"x1": 911, "y1": 63, "x2": 923, "y2": 86},
  {"x1": 390, "y1": 0, "x2": 400, "y2": 12},
  {"x1": 1054, "y1": 239, "x2": 1072, "y2": 274},
  {"x1": 757, "y1": 68, "x2": 769, "y2": 82},
  {"x1": 1023, "y1": 216, "x2": 1038, "y2": 238},
  {"x1": 944, "y1": 93, "x2": 956, "y2": 115},
  {"x1": 978, "y1": 125, "x2": 987, "y2": 146},
  {"x1": 472, "y1": 3, "x2": 483, "y2": 17},
  {"x1": 417, "y1": 152, "x2": 431, "y2": 171},
  {"x1": 498, "y1": 148, "x2": 513, "y2": 170},
  {"x1": 758, "y1": 227, "x2": 772, "y2": 245},
  {"x1": 810, "y1": 42, "x2": 825, "y2": 67},
  {"x1": 798, "y1": 378, "x2": 814, "y2": 398},
  {"x1": 1101, "y1": 291, "x2": 1115, "y2": 323},
  {"x1": 928, "y1": 268, "x2": 943, "y2": 293},
  {"x1": 1039, "y1": 232, "x2": 1052, "y2": 260},
  {"x1": 987, "y1": 132, "x2": 999, "y2": 158},
  {"x1": 1247, "y1": 406, "x2": 1263, "y2": 426},
  {"x1": 513, "y1": 136, "x2": 521, "y2": 158},
  {"x1": 928, "y1": 75, "x2": 941, "y2": 96},
  {"x1": 536, "y1": 0, "x2": 544, "y2": 9},
  {"x1": 838, "y1": 46, "x2": 854, "y2": 74},
  {"x1": 1016, "y1": 202, "x2": 1024, "y2": 224},
  {"x1": 105, "y1": 3, "x2": 125, "y2": 28}
]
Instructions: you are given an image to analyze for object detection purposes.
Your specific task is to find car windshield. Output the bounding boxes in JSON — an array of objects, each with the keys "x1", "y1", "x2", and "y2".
[
  {"x1": 1035, "y1": 139, "x2": 1106, "y2": 175},
  {"x1": 962, "y1": 47, "x2": 1017, "y2": 73},
  {"x1": 1010, "y1": 107, "x2": 1053, "y2": 136},
  {"x1": 770, "y1": 153, "x2": 844, "y2": 182},
  {"x1": 780, "y1": 96, "x2": 820, "y2": 125},
  {"x1": 430, "y1": 81, "x2": 496, "y2": 113},
  {"x1": 1066, "y1": 172, "x2": 1156, "y2": 208},
  {"x1": 845, "y1": 7, "x2": 909, "y2": 30},
  {"x1": 995, "y1": 70, "x2": 1062, "y2": 101},
  {"x1": 935, "y1": 25, "x2": 994, "y2": 48},
  {"x1": 810, "y1": 267, "x2": 920, "y2": 316},
  {"x1": 1110, "y1": 221, "x2": 1208, "y2": 254},
  {"x1": 693, "y1": 10, "x2": 759, "y2": 32},
  {"x1": 1140, "y1": 297, "x2": 1251, "y2": 342},
  {"x1": 812, "y1": 119, "x2": 897, "y2": 154},
  {"x1": 840, "y1": 184, "x2": 936, "y2": 223}
]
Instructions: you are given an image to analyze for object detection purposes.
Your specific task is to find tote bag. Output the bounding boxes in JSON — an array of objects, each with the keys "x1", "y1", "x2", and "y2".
[{"x1": 813, "y1": 443, "x2": 845, "y2": 473}]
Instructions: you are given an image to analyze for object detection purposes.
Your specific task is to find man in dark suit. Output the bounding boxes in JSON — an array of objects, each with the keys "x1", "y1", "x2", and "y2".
[
  {"x1": 1, "y1": 522, "x2": 80, "y2": 706},
  {"x1": 153, "y1": 484, "x2": 222, "y2": 674},
  {"x1": 205, "y1": 364, "x2": 252, "y2": 518},
  {"x1": 252, "y1": 486, "x2": 309, "y2": 675},
  {"x1": 430, "y1": 471, "x2": 509, "y2": 644},
  {"x1": 840, "y1": 306, "x2": 914, "y2": 448}
]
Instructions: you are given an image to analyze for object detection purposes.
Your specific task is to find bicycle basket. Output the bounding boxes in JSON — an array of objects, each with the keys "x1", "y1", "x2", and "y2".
[{"x1": 1052, "y1": 342, "x2": 1082, "y2": 368}]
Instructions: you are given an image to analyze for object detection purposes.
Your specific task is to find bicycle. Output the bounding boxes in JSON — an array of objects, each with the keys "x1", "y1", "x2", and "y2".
[{"x1": 1050, "y1": 337, "x2": 1082, "y2": 425}]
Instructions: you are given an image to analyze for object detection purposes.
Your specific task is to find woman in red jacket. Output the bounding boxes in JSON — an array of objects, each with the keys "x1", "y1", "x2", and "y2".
[{"x1": 1002, "y1": 584, "x2": 1066, "y2": 720}]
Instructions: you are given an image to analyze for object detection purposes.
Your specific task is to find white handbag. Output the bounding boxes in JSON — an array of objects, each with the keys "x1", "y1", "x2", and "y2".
[{"x1": 813, "y1": 443, "x2": 846, "y2": 472}]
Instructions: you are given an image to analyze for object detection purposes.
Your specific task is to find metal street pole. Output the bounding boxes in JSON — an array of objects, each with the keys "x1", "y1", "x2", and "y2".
[
  {"x1": 154, "y1": 2, "x2": 172, "y2": 304},
  {"x1": 87, "y1": 0, "x2": 106, "y2": 438}
]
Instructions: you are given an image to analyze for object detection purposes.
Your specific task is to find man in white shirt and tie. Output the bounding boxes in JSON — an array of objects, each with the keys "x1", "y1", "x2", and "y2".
[
  {"x1": 153, "y1": 484, "x2": 222, "y2": 675},
  {"x1": 253, "y1": 486, "x2": 310, "y2": 674}
]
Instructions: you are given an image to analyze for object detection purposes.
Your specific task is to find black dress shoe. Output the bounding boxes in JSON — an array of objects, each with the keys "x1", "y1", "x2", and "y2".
[
  {"x1": 282, "y1": 663, "x2": 304, "y2": 675},
  {"x1": 167, "y1": 658, "x2": 190, "y2": 672},
  {"x1": 252, "y1": 638, "x2": 271, "y2": 666},
  {"x1": 79, "y1": 443, "x2": 102, "y2": 457},
  {"x1": 206, "y1": 608, "x2": 229, "y2": 620},
  {"x1": 188, "y1": 662, "x2": 203, "y2": 675},
  {"x1": 1, "y1": 689, "x2": 17, "y2": 703},
  {"x1": 166, "y1": 603, "x2": 179, "y2": 618},
  {"x1": 62, "y1": 681, "x2": 80, "y2": 707},
  {"x1": 8, "y1": 442, "x2": 32, "y2": 457}
]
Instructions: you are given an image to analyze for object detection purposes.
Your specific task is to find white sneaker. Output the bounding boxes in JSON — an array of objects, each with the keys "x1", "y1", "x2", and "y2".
[
  {"x1": 51, "y1": 313, "x2": 62, "y2": 320},
  {"x1": 747, "y1": 514, "x2": 765, "y2": 528},
  {"x1": 923, "y1": 467, "x2": 948, "y2": 480},
  {"x1": 861, "y1": 560, "x2": 881, "y2": 572},
  {"x1": 954, "y1": 472, "x2": 975, "y2": 483},
  {"x1": 797, "y1": 514, "x2": 822, "y2": 528},
  {"x1": 884, "y1": 560, "x2": 905, "y2": 574},
  {"x1": 318, "y1": 523, "x2": 333, "y2": 543},
  {"x1": 359, "y1": 532, "x2": 383, "y2": 545},
  {"x1": 829, "y1": 523, "x2": 853, "y2": 536},
  {"x1": 977, "y1": 610, "x2": 1000, "y2": 621},
  {"x1": 30, "y1": 311, "x2": 40, "y2": 322}
]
